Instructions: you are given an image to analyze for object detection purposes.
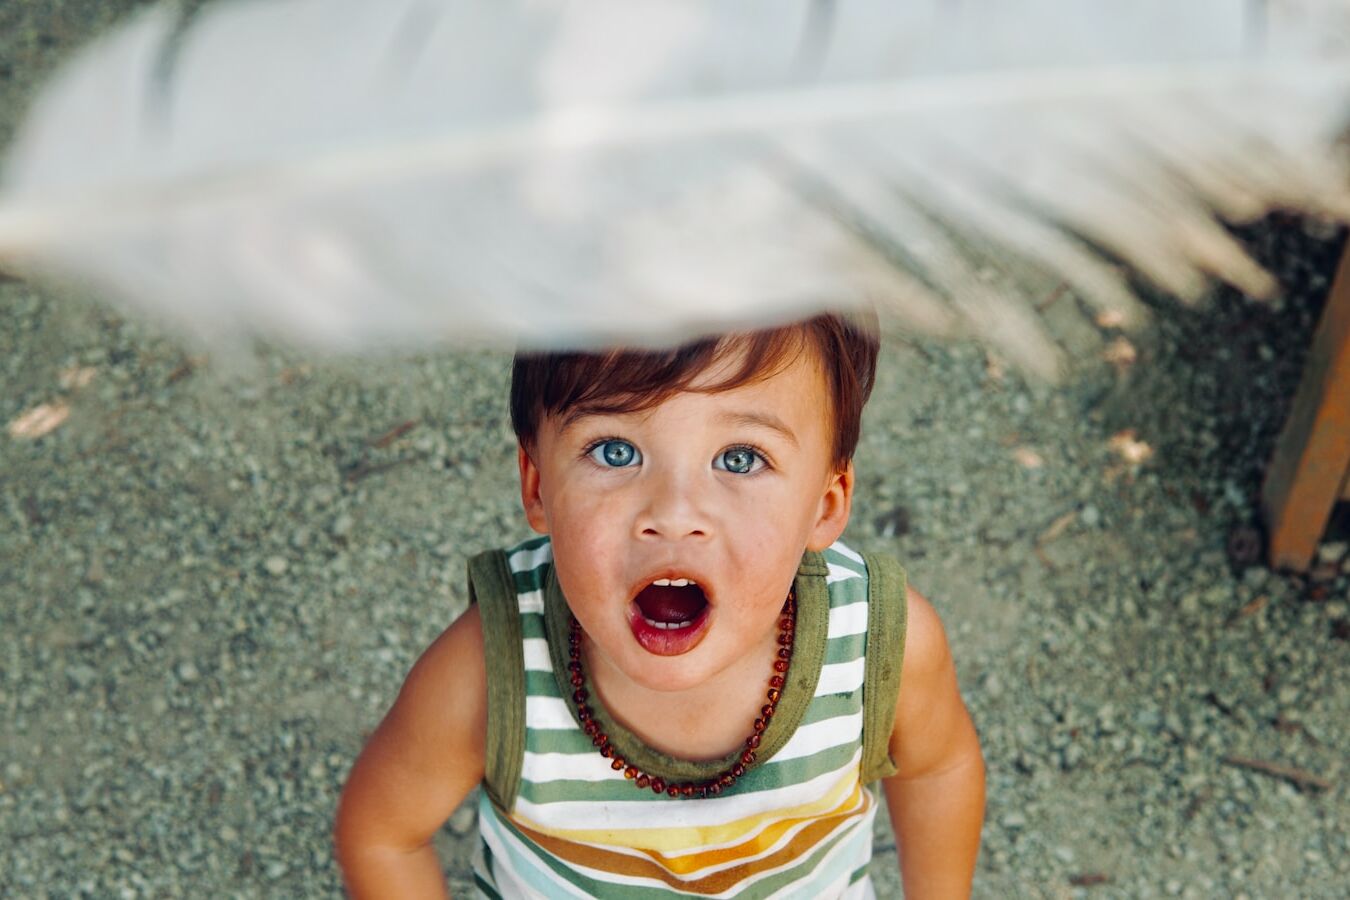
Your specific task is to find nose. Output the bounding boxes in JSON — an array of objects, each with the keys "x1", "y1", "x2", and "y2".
[{"x1": 635, "y1": 467, "x2": 710, "y2": 541}]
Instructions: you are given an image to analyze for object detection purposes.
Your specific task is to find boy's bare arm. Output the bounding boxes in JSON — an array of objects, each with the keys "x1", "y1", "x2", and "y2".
[
  {"x1": 335, "y1": 605, "x2": 488, "y2": 899},
  {"x1": 882, "y1": 587, "x2": 986, "y2": 899}
]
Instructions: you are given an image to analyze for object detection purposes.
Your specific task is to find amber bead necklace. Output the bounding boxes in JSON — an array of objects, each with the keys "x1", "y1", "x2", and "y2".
[{"x1": 566, "y1": 589, "x2": 797, "y2": 799}]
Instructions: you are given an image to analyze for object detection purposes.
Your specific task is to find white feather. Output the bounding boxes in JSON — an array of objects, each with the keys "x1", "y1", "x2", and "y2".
[{"x1": 0, "y1": 0, "x2": 1348, "y2": 377}]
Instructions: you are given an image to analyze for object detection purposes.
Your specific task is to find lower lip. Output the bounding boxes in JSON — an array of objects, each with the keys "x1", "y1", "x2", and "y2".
[{"x1": 627, "y1": 602, "x2": 711, "y2": 656}]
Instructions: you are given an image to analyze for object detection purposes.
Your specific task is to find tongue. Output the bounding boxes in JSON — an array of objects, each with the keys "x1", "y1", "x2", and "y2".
[{"x1": 635, "y1": 584, "x2": 708, "y2": 623}]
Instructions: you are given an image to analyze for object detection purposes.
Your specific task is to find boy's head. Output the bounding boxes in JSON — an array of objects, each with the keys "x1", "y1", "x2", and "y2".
[
  {"x1": 508, "y1": 312, "x2": 879, "y2": 693},
  {"x1": 511, "y1": 312, "x2": 879, "y2": 471}
]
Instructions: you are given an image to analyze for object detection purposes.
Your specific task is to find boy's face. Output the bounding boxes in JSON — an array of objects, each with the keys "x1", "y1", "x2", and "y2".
[{"x1": 517, "y1": 346, "x2": 853, "y2": 694}]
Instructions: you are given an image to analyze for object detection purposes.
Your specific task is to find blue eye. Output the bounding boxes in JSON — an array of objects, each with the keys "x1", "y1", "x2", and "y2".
[
  {"x1": 589, "y1": 439, "x2": 641, "y2": 468},
  {"x1": 715, "y1": 446, "x2": 763, "y2": 474}
]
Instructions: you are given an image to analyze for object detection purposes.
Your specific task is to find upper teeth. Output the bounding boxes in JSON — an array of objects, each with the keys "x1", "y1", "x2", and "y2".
[{"x1": 653, "y1": 578, "x2": 695, "y2": 587}]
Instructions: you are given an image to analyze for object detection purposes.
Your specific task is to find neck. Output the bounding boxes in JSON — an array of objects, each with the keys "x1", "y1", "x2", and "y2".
[{"x1": 583, "y1": 622, "x2": 781, "y2": 762}]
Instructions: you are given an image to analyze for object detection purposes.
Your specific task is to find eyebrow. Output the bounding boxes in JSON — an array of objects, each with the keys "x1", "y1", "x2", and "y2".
[
  {"x1": 556, "y1": 407, "x2": 621, "y2": 435},
  {"x1": 716, "y1": 410, "x2": 799, "y2": 447},
  {"x1": 555, "y1": 408, "x2": 799, "y2": 447}
]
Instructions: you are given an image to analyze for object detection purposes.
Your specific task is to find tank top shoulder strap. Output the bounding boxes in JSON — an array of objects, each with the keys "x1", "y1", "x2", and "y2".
[
  {"x1": 467, "y1": 547, "x2": 526, "y2": 812},
  {"x1": 858, "y1": 552, "x2": 908, "y2": 784}
]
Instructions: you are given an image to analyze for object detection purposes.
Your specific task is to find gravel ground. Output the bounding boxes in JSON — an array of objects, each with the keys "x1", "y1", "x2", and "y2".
[{"x1": 3, "y1": 4, "x2": 1348, "y2": 898}]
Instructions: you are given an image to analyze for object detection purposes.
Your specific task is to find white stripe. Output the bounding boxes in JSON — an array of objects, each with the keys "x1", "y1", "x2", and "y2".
[
  {"x1": 830, "y1": 541, "x2": 864, "y2": 564},
  {"x1": 816, "y1": 657, "x2": 866, "y2": 696},
  {"x1": 513, "y1": 748, "x2": 861, "y2": 832},
  {"x1": 825, "y1": 562, "x2": 863, "y2": 584},
  {"x1": 827, "y1": 601, "x2": 868, "y2": 638},
  {"x1": 770, "y1": 710, "x2": 863, "y2": 763},
  {"x1": 521, "y1": 750, "x2": 623, "y2": 783},
  {"x1": 524, "y1": 696, "x2": 579, "y2": 730},
  {"x1": 522, "y1": 637, "x2": 552, "y2": 672},
  {"x1": 516, "y1": 588, "x2": 544, "y2": 615},
  {"x1": 508, "y1": 543, "x2": 553, "y2": 574}
]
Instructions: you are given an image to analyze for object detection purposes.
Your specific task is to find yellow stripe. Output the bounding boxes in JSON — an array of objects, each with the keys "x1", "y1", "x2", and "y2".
[
  {"x1": 510, "y1": 785, "x2": 870, "y2": 891},
  {"x1": 511, "y1": 763, "x2": 862, "y2": 855}
]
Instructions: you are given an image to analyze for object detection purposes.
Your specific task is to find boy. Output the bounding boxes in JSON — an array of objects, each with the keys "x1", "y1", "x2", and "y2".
[{"x1": 336, "y1": 314, "x2": 985, "y2": 898}]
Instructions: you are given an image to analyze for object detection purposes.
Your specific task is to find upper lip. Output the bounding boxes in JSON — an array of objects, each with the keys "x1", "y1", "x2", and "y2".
[{"x1": 630, "y1": 567, "x2": 713, "y2": 602}]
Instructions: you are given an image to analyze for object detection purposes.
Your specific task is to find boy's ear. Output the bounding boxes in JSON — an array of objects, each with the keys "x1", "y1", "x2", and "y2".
[
  {"x1": 517, "y1": 443, "x2": 550, "y2": 534},
  {"x1": 806, "y1": 462, "x2": 854, "y2": 552}
]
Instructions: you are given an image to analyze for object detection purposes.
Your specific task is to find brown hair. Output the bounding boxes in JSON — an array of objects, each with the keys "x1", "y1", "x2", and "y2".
[{"x1": 510, "y1": 312, "x2": 879, "y2": 469}]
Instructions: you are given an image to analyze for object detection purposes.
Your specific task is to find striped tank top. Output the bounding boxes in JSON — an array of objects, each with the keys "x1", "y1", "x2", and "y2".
[{"x1": 467, "y1": 536, "x2": 907, "y2": 899}]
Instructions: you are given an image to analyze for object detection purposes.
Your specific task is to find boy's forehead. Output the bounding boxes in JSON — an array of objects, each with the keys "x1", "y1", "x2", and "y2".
[{"x1": 552, "y1": 344, "x2": 830, "y2": 433}]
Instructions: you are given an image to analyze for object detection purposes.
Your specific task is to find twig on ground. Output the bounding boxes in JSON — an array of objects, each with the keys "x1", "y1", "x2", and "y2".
[
  {"x1": 1221, "y1": 755, "x2": 1332, "y2": 791},
  {"x1": 372, "y1": 419, "x2": 419, "y2": 448},
  {"x1": 1038, "y1": 509, "x2": 1078, "y2": 545},
  {"x1": 343, "y1": 454, "x2": 425, "y2": 484},
  {"x1": 1034, "y1": 509, "x2": 1078, "y2": 568}
]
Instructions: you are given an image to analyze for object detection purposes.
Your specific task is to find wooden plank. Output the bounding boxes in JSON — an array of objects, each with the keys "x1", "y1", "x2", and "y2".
[{"x1": 1262, "y1": 241, "x2": 1350, "y2": 571}]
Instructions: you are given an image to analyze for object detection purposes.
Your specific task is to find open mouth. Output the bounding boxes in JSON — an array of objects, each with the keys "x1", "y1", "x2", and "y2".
[
  {"x1": 635, "y1": 578, "x2": 708, "y2": 629},
  {"x1": 629, "y1": 577, "x2": 712, "y2": 655}
]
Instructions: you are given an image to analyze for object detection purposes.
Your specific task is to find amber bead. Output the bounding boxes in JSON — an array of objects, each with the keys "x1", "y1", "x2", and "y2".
[
  {"x1": 667, "y1": 785, "x2": 680, "y2": 797},
  {"x1": 600, "y1": 745, "x2": 614, "y2": 758},
  {"x1": 731, "y1": 763, "x2": 745, "y2": 778},
  {"x1": 777, "y1": 648, "x2": 791, "y2": 660},
  {"x1": 753, "y1": 718, "x2": 767, "y2": 732},
  {"x1": 624, "y1": 766, "x2": 638, "y2": 780},
  {"x1": 651, "y1": 778, "x2": 666, "y2": 794},
  {"x1": 766, "y1": 688, "x2": 781, "y2": 703},
  {"x1": 611, "y1": 757, "x2": 625, "y2": 771},
  {"x1": 636, "y1": 774, "x2": 650, "y2": 789},
  {"x1": 707, "y1": 782, "x2": 721, "y2": 796},
  {"x1": 567, "y1": 660, "x2": 582, "y2": 673},
  {"x1": 769, "y1": 675, "x2": 784, "y2": 688},
  {"x1": 719, "y1": 774, "x2": 734, "y2": 788},
  {"x1": 570, "y1": 672, "x2": 584, "y2": 687},
  {"x1": 681, "y1": 785, "x2": 695, "y2": 797},
  {"x1": 773, "y1": 660, "x2": 788, "y2": 672},
  {"x1": 778, "y1": 633, "x2": 792, "y2": 646},
  {"x1": 572, "y1": 688, "x2": 588, "y2": 703},
  {"x1": 741, "y1": 750, "x2": 757, "y2": 765},
  {"x1": 746, "y1": 733, "x2": 761, "y2": 750},
  {"x1": 761, "y1": 704, "x2": 774, "y2": 718}
]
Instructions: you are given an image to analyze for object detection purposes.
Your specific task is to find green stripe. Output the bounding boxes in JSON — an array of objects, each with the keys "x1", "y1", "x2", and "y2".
[
  {"x1": 521, "y1": 615, "x2": 547, "y2": 640},
  {"x1": 824, "y1": 633, "x2": 866, "y2": 665},
  {"x1": 825, "y1": 578, "x2": 868, "y2": 599},
  {"x1": 799, "y1": 692, "x2": 862, "y2": 725},
  {"x1": 525, "y1": 727, "x2": 597, "y2": 755},
  {"x1": 525, "y1": 670, "x2": 563, "y2": 698},
  {"x1": 473, "y1": 868, "x2": 503, "y2": 900},
  {"x1": 511, "y1": 569, "x2": 549, "y2": 594},
  {"x1": 517, "y1": 740, "x2": 859, "y2": 805},
  {"x1": 849, "y1": 861, "x2": 870, "y2": 884}
]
